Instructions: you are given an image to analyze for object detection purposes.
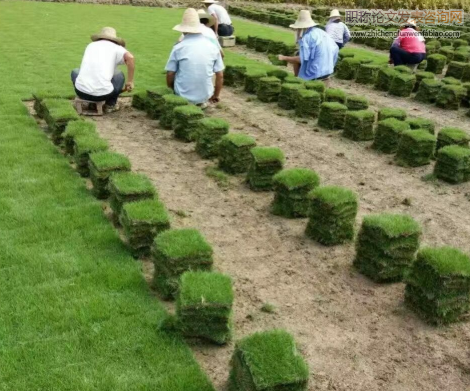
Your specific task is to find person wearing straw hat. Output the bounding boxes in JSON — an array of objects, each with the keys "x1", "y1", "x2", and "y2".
[
  {"x1": 202, "y1": 0, "x2": 234, "y2": 37},
  {"x1": 165, "y1": 8, "x2": 225, "y2": 106},
  {"x1": 71, "y1": 27, "x2": 135, "y2": 112},
  {"x1": 278, "y1": 10, "x2": 338, "y2": 81},
  {"x1": 325, "y1": 9, "x2": 351, "y2": 49},
  {"x1": 390, "y1": 19, "x2": 426, "y2": 67}
]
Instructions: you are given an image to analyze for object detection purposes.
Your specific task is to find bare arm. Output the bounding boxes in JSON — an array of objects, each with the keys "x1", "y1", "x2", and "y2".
[
  {"x1": 166, "y1": 71, "x2": 176, "y2": 90},
  {"x1": 212, "y1": 13, "x2": 219, "y2": 36},
  {"x1": 124, "y1": 52, "x2": 135, "y2": 91},
  {"x1": 210, "y1": 71, "x2": 223, "y2": 103},
  {"x1": 278, "y1": 55, "x2": 301, "y2": 64}
]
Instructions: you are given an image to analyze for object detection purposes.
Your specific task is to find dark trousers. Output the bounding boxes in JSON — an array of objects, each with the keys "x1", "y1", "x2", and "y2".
[
  {"x1": 71, "y1": 68, "x2": 125, "y2": 106},
  {"x1": 336, "y1": 42, "x2": 344, "y2": 49},
  {"x1": 390, "y1": 46, "x2": 426, "y2": 66},
  {"x1": 218, "y1": 24, "x2": 234, "y2": 37}
]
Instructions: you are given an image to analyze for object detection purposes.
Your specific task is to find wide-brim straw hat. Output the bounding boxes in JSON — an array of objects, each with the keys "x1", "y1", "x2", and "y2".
[
  {"x1": 329, "y1": 9, "x2": 341, "y2": 19},
  {"x1": 290, "y1": 10, "x2": 317, "y2": 29},
  {"x1": 197, "y1": 9, "x2": 215, "y2": 27},
  {"x1": 404, "y1": 18, "x2": 417, "y2": 27},
  {"x1": 173, "y1": 8, "x2": 203, "y2": 34},
  {"x1": 91, "y1": 27, "x2": 125, "y2": 47}
]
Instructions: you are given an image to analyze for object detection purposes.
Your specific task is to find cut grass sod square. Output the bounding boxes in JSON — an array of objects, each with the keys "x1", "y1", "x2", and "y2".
[
  {"x1": 445, "y1": 61, "x2": 468, "y2": 80},
  {"x1": 247, "y1": 35, "x2": 258, "y2": 49},
  {"x1": 229, "y1": 329, "x2": 309, "y2": 391},
  {"x1": 295, "y1": 89, "x2": 322, "y2": 118},
  {"x1": 89, "y1": 151, "x2": 131, "y2": 199},
  {"x1": 271, "y1": 168, "x2": 320, "y2": 218},
  {"x1": 120, "y1": 199, "x2": 170, "y2": 256},
  {"x1": 196, "y1": 118, "x2": 230, "y2": 159},
  {"x1": 159, "y1": 95, "x2": 189, "y2": 130},
  {"x1": 218, "y1": 133, "x2": 257, "y2": 174},
  {"x1": 395, "y1": 129, "x2": 437, "y2": 167},
  {"x1": 305, "y1": 80, "x2": 326, "y2": 96},
  {"x1": 172, "y1": 105, "x2": 205, "y2": 142},
  {"x1": 43, "y1": 98, "x2": 80, "y2": 144},
  {"x1": 434, "y1": 145, "x2": 470, "y2": 183},
  {"x1": 318, "y1": 102, "x2": 348, "y2": 130},
  {"x1": 393, "y1": 65, "x2": 413, "y2": 74},
  {"x1": 378, "y1": 107, "x2": 407, "y2": 121},
  {"x1": 372, "y1": 118, "x2": 410, "y2": 154},
  {"x1": 73, "y1": 134, "x2": 109, "y2": 177},
  {"x1": 404, "y1": 246, "x2": 470, "y2": 325},
  {"x1": 255, "y1": 37, "x2": 270, "y2": 52},
  {"x1": 415, "y1": 79, "x2": 441, "y2": 103},
  {"x1": 63, "y1": 120, "x2": 97, "y2": 155},
  {"x1": 257, "y1": 77, "x2": 282, "y2": 103},
  {"x1": 131, "y1": 91, "x2": 149, "y2": 111},
  {"x1": 266, "y1": 69, "x2": 289, "y2": 81},
  {"x1": 325, "y1": 88, "x2": 347, "y2": 104},
  {"x1": 305, "y1": 186, "x2": 359, "y2": 246},
  {"x1": 245, "y1": 70, "x2": 267, "y2": 94},
  {"x1": 343, "y1": 110, "x2": 376, "y2": 141},
  {"x1": 354, "y1": 213, "x2": 421, "y2": 282},
  {"x1": 346, "y1": 95, "x2": 369, "y2": 111},
  {"x1": 389, "y1": 73, "x2": 416, "y2": 97},
  {"x1": 146, "y1": 86, "x2": 174, "y2": 119},
  {"x1": 108, "y1": 171, "x2": 156, "y2": 218},
  {"x1": 224, "y1": 65, "x2": 247, "y2": 87},
  {"x1": 426, "y1": 53, "x2": 447, "y2": 74},
  {"x1": 283, "y1": 75, "x2": 304, "y2": 85},
  {"x1": 247, "y1": 147, "x2": 285, "y2": 191},
  {"x1": 356, "y1": 63, "x2": 380, "y2": 85},
  {"x1": 436, "y1": 84, "x2": 466, "y2": 110},
  {"x1": 152, "y1": 228, "x2": 213, "y2": 299},
  {"x1": 336, "y1": 57, "x2": 362, "y2": 80},
  {"x1": 278, "y1": 83, "x2": 304, "y2": 110},
  {"x1": 176, "y1": 271, "x2": 234, "y2": 345},
  {"x1": 406, "y1": 117, "x2": 435, "y2": 135},
  {"x1": 442, "y1": 76, "x2": 462, "y2": 86},
  {"x1": 437, "y1": 127, "x2": 470, "y2": 151},
  {"x1": 375, "y1": 67, "x2": 399, "y2": 92},
  {"x1": 413, "y1": 71, "x2": 435, "y2": 92}
]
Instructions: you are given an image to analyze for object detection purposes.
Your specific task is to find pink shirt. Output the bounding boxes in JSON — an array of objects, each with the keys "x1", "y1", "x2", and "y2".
[{"x1": 394, "y1": 28, "x2": 426, "y2": 53}]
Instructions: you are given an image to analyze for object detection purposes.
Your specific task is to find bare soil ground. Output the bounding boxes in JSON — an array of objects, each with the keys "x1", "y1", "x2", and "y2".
[{"x1": 84, "y1": 88, "x2": 470, "y2": 391}]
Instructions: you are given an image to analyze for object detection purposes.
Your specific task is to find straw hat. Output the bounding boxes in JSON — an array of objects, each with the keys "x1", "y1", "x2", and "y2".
[
  {"x1": 201, "y1": 0, "x2": 218, "y2": 3},
  {"x1": 91, "y1": 27, "x2": 125, "y2": 47},
  {"x1": 197, "y1": 8, "x2": 215, "y2": 27},
  {"x1": 173, "y1": 8, "x2": 203, "y2": 34},
  {"x1": 290, "y1": 10, "x2": 317, "y2": 29},
  {"x1": 329, "y1": 9, "x2": 341, "y2": 19},
  {"x1": 404, "y1": 18, "x2": 417, "y2": 27}
]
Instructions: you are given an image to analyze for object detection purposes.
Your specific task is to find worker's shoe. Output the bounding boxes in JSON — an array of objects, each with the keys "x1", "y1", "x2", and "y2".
[{"x1": 104, "y1": 103, "x2": 120, "y2": 113}]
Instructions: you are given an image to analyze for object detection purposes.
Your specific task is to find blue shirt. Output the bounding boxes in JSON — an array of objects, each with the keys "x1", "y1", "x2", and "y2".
[
  {"x1": 298, "y1": 28, "x2": 339, "y2": 81},
  {"x1": 165, "y1": 34, "x2": 225, "y2": 104}
]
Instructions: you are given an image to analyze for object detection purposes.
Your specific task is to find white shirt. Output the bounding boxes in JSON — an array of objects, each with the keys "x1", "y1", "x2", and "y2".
[
  {"x1": 208, "y1": 4, "x2": 232, "y2": 25},
  {"x1": 75, "y1": 40, "x2": 128, "y2": 96}
]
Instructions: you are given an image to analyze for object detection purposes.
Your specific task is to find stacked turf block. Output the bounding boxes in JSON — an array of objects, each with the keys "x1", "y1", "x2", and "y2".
[
  {"x1": 389, "y1": 73, "x2": 416, "y2": 97},
  {"x1": 346, "y1": 95, "x2": 369, "y2": 110},
  {"x1": 394, "y1": 65, "x2": 412, "y2": 74},
  {"x1": 146, "y1": 86, "x2": 174, "y2": 119},
  {"x1": 445, "y1": 61, "x2": 468, "y2": 79},
  {"x1": 325, "y1": 88, "x2": 346, "y2": 104},
  {"x1": 415, "y1": 79, "x2": 441, "y2": 103},
  {"x1": 378, "y1": 108, "x2": 407, "y2": 121},
  {"x1": 442, "y1": 77, "x2": 462, "y2": 86},
  {"x1": 229, "y1": 330, "x2": 309, "y2": 391},
  {"x1": 268, "y1": 54, "x2": 287, "y2": 66},
  {"x1": 152, "y1": 229, "x2": 213, "y2": 299},
  {"x1": 437, "y1": 127, "x2": 470, "y2": 151},
  {"x1": 278, "y1": 84, "x2": 304, "y2": 110},
  {"x1": 172, "y1": 105, "x2": 205, "y2": 142},
  {"x1": 406, "y1": 117, "x2": 435, "y2": 135},
  {"x1": 434, "y1": 145, "x2": 470, "y2": 183},
  {"x1": 218, "y1": 133, "x2": 257, "y2": 174},
  {"x1": 108, "y1": 172, "x2": 156, "y2": 218},
  {"x1": 295, "y1": 89, "x2": 321, "y2": 118},
  {"x1": 257, "y1": 77, "x2": 282, "y2": 102},
  {"x1": 267, "y1": 69, "x2": 288, "y2": 81},
  {"x1": 396, "y1": 130, "x2": 437, "y2": 167},
  {"x1": 426, "y1": 54, "x2": 447, "y2": 74},
  {"x1": 436, "y1": 85, "x2": 466, "y2": 110},
  {"x1": 372, "y1": 118, "x2": 410, "y2": 154},
  {"x1": 271, "y1": 168, "x2": 320, "y2": 218},
  {"x1": 354, "y1": 214, "x2": 421, "y2": 282},
  {"x1": 120, "y1": 199, "x2": 170, "y2": 256},
  {"x1": 224, "y1": 65, "x2": 247, "y2": 87},
  {"x1": 283, "y1": 75, "x2": 303, "y2": 85},
  {"x1": 73, "y1": 134, "x2": 109, "y2": 177},
  {"x1": 196, "y1": 118, "x2": 230, "y2": 159},
  {"x1": 305, "y1": 186, "x2": 358, "y2": 245},
  {"x1": 176, "y1": 271, "x2": 233, "y2": 344},
  {"x1": 89, "y1": 151, "x2": 131, "y2": 199},
  {"x1": 356, "y1": 64, "x2": 380, "y2": 84},
  {"x1": 439, "y1": 46, "x2": 454, "y2": 62},
  {"x1": 336, "y1": 57, "x2": 361, "y2": 80},
  {"x1": 255, "y1": 38, "x2": 270, "y2": 52},
  {"x1": 247, "y1": 35, "x2": 257, "y2": 49},
  {"x1": 305, "y1": 80, "x2": 326, "y2": 96},
  {"x1": 318, "y1": 102, "x2": 347, "y2": 130},
  {"x1": 247, "y1": 147, "x2": 285, "y2": 191},
  {"x1": 43, "y1": 99, "x2": 80, "y2": 144},
  {"x1": 63, "y1": 120, "x2": 97, "y2": 155},
  {"x1": 343, "y1": 110, "x2": 375, "y2": 141},
  {"x1": 132, "y1": 92, "x2": 148, "y2": 111},
  {"x1": 413, "y1": 71, "x2": 435, "y2": 92},
  {"x1": 245, "y1": 70, "x2": 267, "y2": 94},
  {"x1": 405, "y1": 247, "x2": 470, "y2": 325},
  {"x1": 159, "y1": 95, "x2": 189, "y2": 129},
  {"x1": 375, "y1": 67, "x2": 398, "y2": 92}
]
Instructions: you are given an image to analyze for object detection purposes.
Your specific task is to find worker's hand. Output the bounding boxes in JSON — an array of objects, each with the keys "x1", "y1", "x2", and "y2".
[
  {"x1": 209, "y1": 96, "x2": 220, "y2": 104},
  {"x1": 278, "y1": 55, "x2": 286, "y2": 61},
  {"x1": 125, "y1": 82, "x2": 134, "y2": 92}
]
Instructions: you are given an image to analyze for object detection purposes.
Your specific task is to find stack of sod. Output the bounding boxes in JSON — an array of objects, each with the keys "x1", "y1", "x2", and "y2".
[
  {"x1": 229, "y1": 329, "x2": 309, "y2": 391},
  {"x1": 159, "y1": 95, "x2": 189, "y2": 130},
  {"x1": 176, "y1": 271, "x2": 233, "y2": 344},
  {"x1": 268, "y1": 54, "x2": 287, "y2": 66},
  {"x1": 394, "y1": 65, "x2": 412, "y2": 74},
  {"x1": 318, "y1": 102, "x2": 348, "y2": 130},
  {"x1": 453, "y1": 50, "x2": 470, "y2": 63},
  {"x1": 146, "y1": 86, "x2": 174, "y2": 119},
  {"x1": 271, "y1": 168, "x2": 320, "y2": 218},
  {"x1": 172, "y1": 105, "x2": 205, "y2": 142},
  {"x1": 266, "y1": 69, "x2": 289, "y2": 81},
  {"x1": 120, "y1": 199, "x2": 170, "y2": 256},
  {"x1": 305, "y1": 80, "x2": 326, "y2": 96},
  {"x1": 346, "y1": 95, "x2": 369, "y2": 110},
  {"x1": 439, "y1": 46, "x2": 454, "y2": 62},
  {"x1": 224, "y1": 65, "x2": 247, "y2": 87},
  {"x1": 283, "y1": 75, "x2": 303, "y2": 85},
  {"x1": 375, "y1": 67, "x2": 398, "y2": 92},
  {"x1": 404, "y1": 246, "x2": 470, "y2": 325},
  {"x1": 196, "y1": 118, "x2": 230, "y2": 159},
  {"x1": 152, "y1": 228, "x2": 213, "y2": 299},
  {"x1": 255, "y1": 38, "x2": 270, "y2": 52},
  {"x1": 415, "y1": 79, "x2": 441, "y2": 103},
  {"x1": 295, "y1": 89, "x2": 322, "y2": 118},
  {"x1": 442, "y1": 77, "x2": 462, "y2": 86},
  {"x1": 236, "y1": 35, "x2": 248, "y2": 45},
  {"x1": 396, "y1": 129, "x2": 437, "y2": 167},
  {"x1": 44, "y1": 99, "x2": 80, "y2": 144},
  {"x1": 389, "y1": 73, "x2": 416, "y2": 97},
  {"x1": 218, "y1": 133, "x2": 257, "y2": 174},
  {"x1": 437, "y1": 127, "x2": 470, "y2": 151},
  {"x1": 336, "y1": 57, "x2": 361, "y2": 80},
  {"x1": 257, "y1": 77, "x2": 282, "y2": 102},
  {"x1": 372, "y1": 118, "x2": 410, "y2": 154},
  {"x1": 378, "y1": 108, "x2": 407, "y2": 121},
  {"x1": 425, "y1": 54, "x2": 447, "y2": 74},
  {"x1": 267, "y1": 40, "x2": 287, "y2": 54},
  {"x1": 445, "y1": 61, "x2": 468, "y2": 80},
  {"x1": 413, "y1": 71, "x2": 435, "y2": 92},
  {"x1": 343, "y1": 110, "x2": 375, "y2": 141},
  {"x1": 325, "y1": 88, "x2": 346, "y2": 104},
  {"x1": 278, "y1": 83, "x2": 304, "y2": 110},
  {"x1": 244, "y1": 70, "x2": 267, "y2": 94},
  {"x1": 89, "y1": 151, "x2": 131, "y2": 199},
  {"x1": 247, "y1": 147, "x2": 285, "y2": 191},
  {"x1": 131, "y1": 92, "x2": 148, "y2": 111},
  {"x1": 436, "y1": 84, "x2": 466, "y2": 110},
  {"x1": 434, "y1": 145, "x2": 470, "y2": 183},
  {"x1": 63, "y1": 120, "x2": 97, "y2": 155},
  {"x1": 108, "y1": 172, "x2": 156, "y2": 218},
  {"x1": 354, "y1": 214, "x2": 421, "y2": 282},
  {"x1": 355, "y1": 63, "x2": 380, "y2": 84},
  {"x1": 406, "y1": 117, "x2": 435, "y2": 135},
  {"x1": 305, "y1": 186, "x2": 358, "y2": 245},
  {"x1": 247, "y1": 35, "x2": 257, "y2": 49},
  {"x1": 73, "y1": 135, "x2": 109, "y2": 177}
]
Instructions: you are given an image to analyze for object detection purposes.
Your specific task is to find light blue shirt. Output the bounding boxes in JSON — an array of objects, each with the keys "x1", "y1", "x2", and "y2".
[
  {"x1": 325, "y1": 21, "x2": 351, "y2": 44},
  {"x1": 165, "y1": 34, "x2": 225, "y2": 104},
  {"x1": 298, "y1": 28, "x2": 339, "y2": 81}
]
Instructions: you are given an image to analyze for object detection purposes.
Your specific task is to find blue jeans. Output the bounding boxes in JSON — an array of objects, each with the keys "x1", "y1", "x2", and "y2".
[
  {"x1": 71, "y1": 68, "x2": 125, "y2": 106},
  {"x1": 390, "y1": 46, "x2": 426, "y2": 66}
]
